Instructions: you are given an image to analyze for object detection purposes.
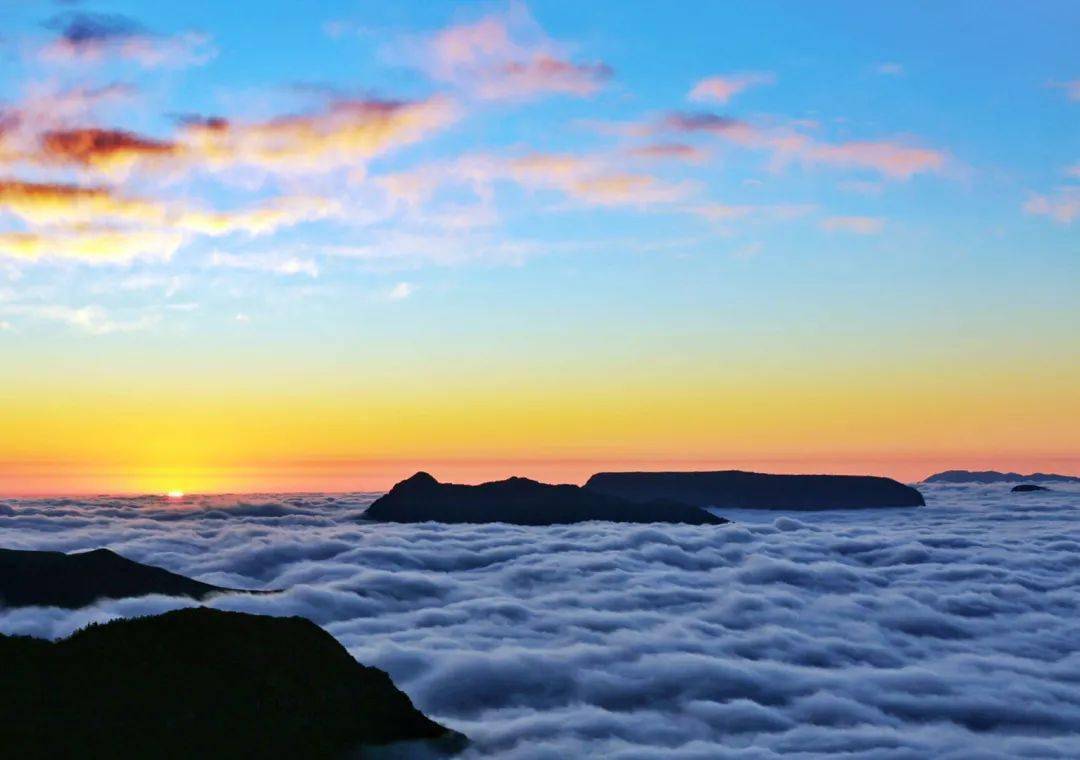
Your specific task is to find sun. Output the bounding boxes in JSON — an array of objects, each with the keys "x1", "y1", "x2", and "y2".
[{"x1": 166, "y1": 490, "x2": 185, "y2": 499}]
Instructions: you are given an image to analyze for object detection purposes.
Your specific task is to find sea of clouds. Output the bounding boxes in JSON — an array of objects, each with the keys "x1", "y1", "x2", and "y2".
[{"x1": 2, "y1": 483, "x2": 1079, "y2": 758}]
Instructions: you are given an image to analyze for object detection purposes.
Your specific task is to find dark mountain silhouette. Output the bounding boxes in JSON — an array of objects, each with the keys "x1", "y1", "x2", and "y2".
[
  {"x1": 0, "y1": 547, "x2": 260, "y2": 608},
  {"x1": 364, "y1": 472, "x2": 727, "y2": 525},
  {"x1": 585, "y1": 470, "x2": 925, "y2": 510},
  {"x1": 924, "y1": 470, "x2": 1080, "y2": 484},
  {"x1": 0, "y1": 607, "x2": 465, "y2": 759},
  {"x1": 1012, "y1": 484, "x2": 1050, "y2": 492}
]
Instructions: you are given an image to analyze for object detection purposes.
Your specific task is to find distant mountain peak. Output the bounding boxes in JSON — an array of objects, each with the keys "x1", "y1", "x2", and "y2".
[{"x1": 924, "y1": 470, "x2": 1080, "y2": 484}]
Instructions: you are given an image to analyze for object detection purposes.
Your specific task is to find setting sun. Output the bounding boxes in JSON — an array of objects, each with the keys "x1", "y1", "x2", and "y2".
[{"x1": 166, "y1": 490, "x2": 185, "y2": 499}]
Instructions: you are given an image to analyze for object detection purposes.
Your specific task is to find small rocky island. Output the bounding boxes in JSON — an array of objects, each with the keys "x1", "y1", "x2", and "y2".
[
  {"x1": 1011, "y1": 484, "x2": 1050, "y2": 492},
  {"x1": 0, "y1": 547, "x2": 260, "y2": 608},
  {"x1": 0, "y1": 608, "x2": 465, "y2": 759},
  {"x1": 365, "y1": 472, "x2": 728, "y2": 525},
  {"x1": 925, "y1": 470, "x2": 1080, "y2": 484},
  {"x1": 585, "y1": 470, "x2": 925, "y2": 510}
]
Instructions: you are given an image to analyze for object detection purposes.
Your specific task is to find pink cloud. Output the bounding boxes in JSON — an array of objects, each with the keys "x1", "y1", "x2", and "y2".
[
  {"x1": 688, "y1": 72, "x2": 775, "y2": 104},
  {"x1": 625, "y1": 142, "x2": 708, "y2": 163},
  {"x1": 820, "y1": 216, "x2": 886, "y2": 234},
  {"x1": 696, "y1": 203, "x2": 814, "y2": 223},
  {"x1": 1060, "y1": 80, "x2": 1080, "y2": 101},
  {"x1": 1024, "y1": 188, "x2": 1080, "y2": 224},
  {"x1": 662, "y1": 111, "x2": 946, "y2": 180},
  {"x1": 378, "y1": 150, "x2": 689, "y2": 210},
  {"x1": 426, "y1": 5, "x2": 611, "y2": 100}
]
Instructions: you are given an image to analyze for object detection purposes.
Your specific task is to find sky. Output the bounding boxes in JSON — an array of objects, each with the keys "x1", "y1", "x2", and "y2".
[{"x1": 0, "y1": 0, "x2": 1077, "y2": 495}]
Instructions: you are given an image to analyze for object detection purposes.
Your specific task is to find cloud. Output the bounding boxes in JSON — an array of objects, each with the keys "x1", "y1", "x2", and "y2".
[
  {"x1": 423, "y1": 5, "x2": 612, "y2": 100},
  {"x1": 624, "y1": 143, "x2": 707, "y2": 163},
  {"x1": 0, "y1": 483, "x2": 1078, "y2": 758},
  {"x1": 696, "y1": 203, "x2": 814, "y2": 224},
  {"x1": 820, "y1": 215, "x2": 886, "y2": 234},
  {"x1": 210, "y1": 251, "x2": 319, "y2": 277},
  {"x1": 0, "y1": 303, "x2": 156, "y2": 333},
  {"x1": 178, "y1": 96, "x2": 459, "y2": 175},
  {"x1": 0, "y1": 181, "x2": 340, "y2": 263},
  {"x1": 1025, "y1": 188, "x2": 1080, "y2": 224},
  {"x1": 5, "y1": 93, "x2": 456, "y2": 181},
  {"x1": 0, "y1": 179, "x2": 336, "y2": 236},
  {"x1": 380, "y1": 151, "x2": 691, "y2": 211},
  {"x1": 876, "y1": 63, "x2": 905, "y2": 77},
  {"x1": 662, "y1": 111, "x2": 946, "y2": 180},
  {"x1": 38, "y1": 128, "x2": 176, "y2": 173},
  {"x1": 40, "y1": 12, "x2": 215, "y2": 68},
  {"x1": 0, "y1": 180, "x2": 161, "y2": 227},
  {"x1": 386, "y1": 282, "x2": 415, "y2": 300},
  {"x1": 688, "y1": 72, "x2": 775, "y2": 104},
  {"x1": 175, "y1": 196, "x2": 342, "y2": 237},
  {"x1": 800, "y1": 140, "x2": 944, "y2": 180},
  {"x1": 1050, "y1": 80, "x2": 1080, "y2": 101},
  {"x1": 0, "y1": 228, "x2": 183, "y2": 264}
]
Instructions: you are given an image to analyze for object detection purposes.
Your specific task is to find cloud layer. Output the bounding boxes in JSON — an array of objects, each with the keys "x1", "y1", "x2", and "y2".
[{"x1": 2, "y1": 484, "x2": 1078, "y2": 757}]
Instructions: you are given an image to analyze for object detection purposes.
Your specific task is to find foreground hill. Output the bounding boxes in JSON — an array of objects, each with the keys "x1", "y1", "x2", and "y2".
[
  {"x1": 0, "y1": 547, "x2": 252, "y2": 608},
  {"x1": 0, "y1": 607, "x2": 465, "y2": 759},
  {"x1": 585, "y1": 470, "x2": 925, "y2": 509},
  {"x1": 924, "y1": 470, "x2": 1080, "y2": 484},
  {"x1": 364, "y1": 472, "x2": 728, "y2": 525}
]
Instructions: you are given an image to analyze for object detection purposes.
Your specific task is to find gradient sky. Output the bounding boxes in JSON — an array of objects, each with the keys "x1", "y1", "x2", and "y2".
[{"x1": 0, "y1": 1, "x2": 1077, "y2": 495}]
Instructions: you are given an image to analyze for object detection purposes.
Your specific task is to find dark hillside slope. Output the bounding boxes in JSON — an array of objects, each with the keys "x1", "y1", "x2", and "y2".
[{"x1": 0, "y1": 607, "x2": 465, "y2": 759}]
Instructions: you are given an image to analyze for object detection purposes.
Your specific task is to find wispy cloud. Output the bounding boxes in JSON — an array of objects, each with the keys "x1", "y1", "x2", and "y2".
[
  {"x1": 40, "y1": 12, "x2": 215, "y2": 68},
  {"x1": 422, "y1": 5, "x2": 612, "y2": 100},
  {"x1": 820, "y1": 215, "x2": 886, "y2": 234},
  {"x1": 695, "y1": 203, "x2": 814, "y2": 224},
  {"x1": 1049, "y1": 80, "x2": 1080, "y2": 101},
  {"x1": 386, "y1": 281, "x2": 415, "y2": 300},
  {"x1": 210, "y1": 251, "x2": 320, "y2": 277},
  {"x1": 0, "y1": 229, "x2": 183, "y2": 264},
  {"x1": 0, "y1": 181, "x2": 340, "y2": 263},
  {"x1": 876, "y1": 62, "x2": 905, "y2": 77},
  {"x1": 625, "y1": 142, "x2": 708, "y2": 163},
  {"x1": 380, "y1": 150, "x2": 691, "y2": 210},
  {"x1": 0, "y1": 303, "x2": 157, "y2": 333},
  {"x1": 38, "y1": 128, "x2": 176, "y2": 173},
  {"x1": 176, "y1": 197, "x2": 342, "y2": 237},
  {"x1": 688, "y1": 72, "x2": 775, "y2": 104},
  {"x1": 662, "y1": 111, "x2": 946, "y2": 180},
  {"x1": 1024, "y1": 188, "x2": 1080, "y2": 224},
  {"x1": 178, "y1": 96, "x2": 459, "y2": 175},
  {"x1": 0, "y1": 180, "x2": 160, "y2": 227}
]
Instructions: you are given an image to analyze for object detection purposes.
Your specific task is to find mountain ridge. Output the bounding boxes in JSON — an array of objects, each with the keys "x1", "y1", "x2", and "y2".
[
  {"x1": 584, "y1": 470, "x2": 925, "y2": 509},
  {"x1": 365, "y1": 472, "x2": 727, "y2": 525}
]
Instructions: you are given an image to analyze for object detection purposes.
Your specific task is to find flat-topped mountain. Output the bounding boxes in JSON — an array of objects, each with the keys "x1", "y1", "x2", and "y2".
[
  {"x1": 0, "y1": 607, "x2": 465, "y2": 759},
  {"x1": 924, "y1": 470, "x2": 1080, "y2": 484},
  {"x1": 585, "y1": 470, "x2": 925, "y2": 510},
  {"x1": 364, "y1": 472, "x2": 727, "y2": 525},
  {"x1": 1012, "y1": 484, "x2": 1050, "y2": 492},
  {"x1": 0, "y1": 547, "x2": 255, "y2": 608}
]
